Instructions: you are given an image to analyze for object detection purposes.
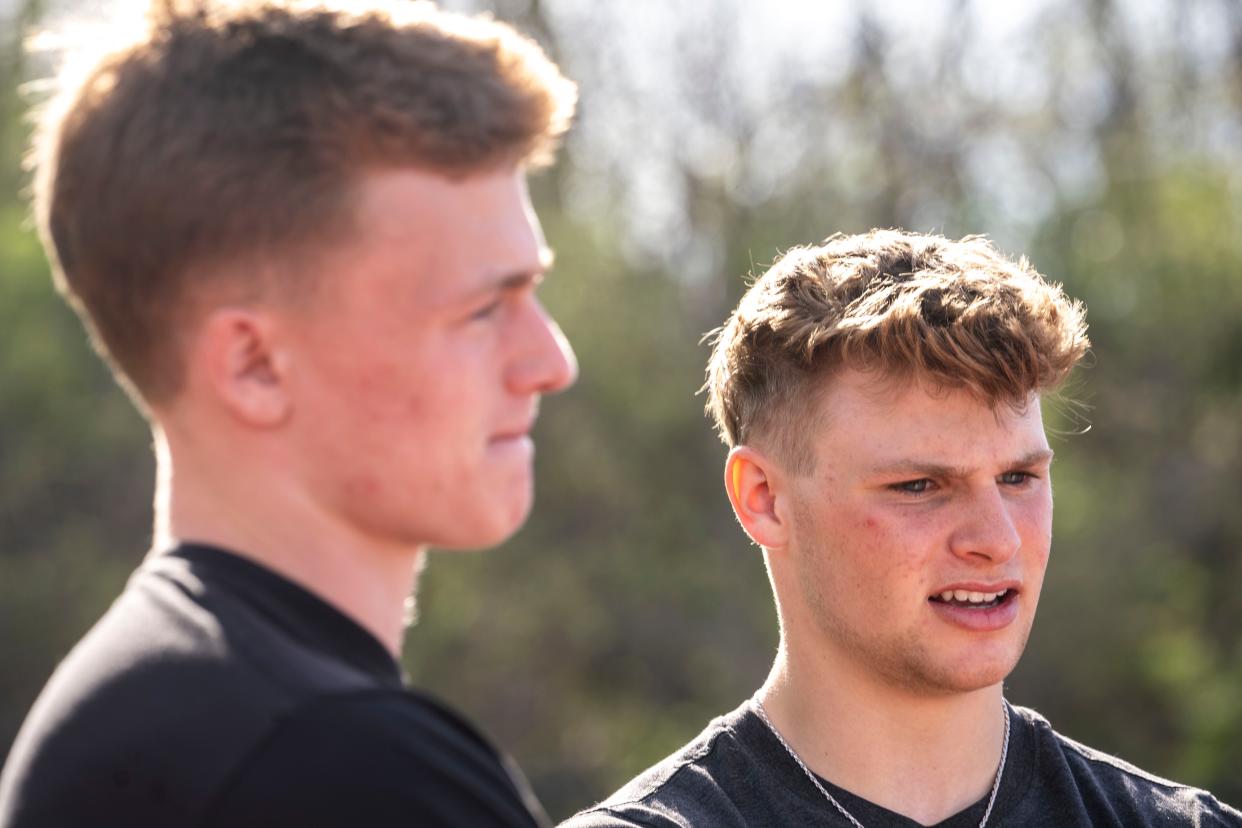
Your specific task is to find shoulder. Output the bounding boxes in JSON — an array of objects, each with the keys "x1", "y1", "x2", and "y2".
[
  {"x1": 1014, "y1": 706, "x2": 1241, "y2": 825},
  {"x1": 558, "y1": 809, "x2": 676, "y2": 828},
  {"x1": 560, "y1": 704, "x2": 763, "y2": 828},
  {"x1": 203, "y1": 689, "x2": 548, "y2": 828},
  {"x1": 0, "y1": 567, "x2": 289, "y2": 826}
]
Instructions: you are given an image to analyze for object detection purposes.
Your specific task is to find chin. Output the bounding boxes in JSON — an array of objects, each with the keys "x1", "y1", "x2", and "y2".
[
  {"x1": 438, "y1": 500, "x2": 532, "y2": 551},
  {"x1": 922, "y1": 653, "x2": 1021, "y2": 696},
  {"x1": 896, "y1": 666, "x2": 1010, "y2": 697}
]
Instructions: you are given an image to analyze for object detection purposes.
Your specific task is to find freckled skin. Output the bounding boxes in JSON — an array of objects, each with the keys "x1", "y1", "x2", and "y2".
[{"x1": 779, "y1": 369, "x2": 1053, "y2": 696}]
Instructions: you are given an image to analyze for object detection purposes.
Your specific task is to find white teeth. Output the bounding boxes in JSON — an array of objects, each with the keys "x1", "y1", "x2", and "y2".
[{"x1": 938, "y1": 589, "x2": 1006, "y2": 604}]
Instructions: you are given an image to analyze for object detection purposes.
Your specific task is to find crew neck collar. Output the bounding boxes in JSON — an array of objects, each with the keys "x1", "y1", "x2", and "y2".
[
  {"x1": 737, "y1": 698, "x2": 1035, "y2": 827},
  {"x1": 150, "y1": 543, "x2": 404, "y2": 688}
]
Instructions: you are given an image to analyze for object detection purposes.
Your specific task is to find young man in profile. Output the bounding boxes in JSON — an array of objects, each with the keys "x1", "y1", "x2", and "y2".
[
  {"x1": 0, "y1": 2, "x2": 577, "y2": 826},
  {"x1": 564, "y1": 231, "x2": 1241, "y2": 827}
]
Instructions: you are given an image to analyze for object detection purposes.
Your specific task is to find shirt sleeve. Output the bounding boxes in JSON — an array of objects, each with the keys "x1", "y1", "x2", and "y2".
[{"x1": 202, "y1": 691, "x2": 550, "y2": 828}]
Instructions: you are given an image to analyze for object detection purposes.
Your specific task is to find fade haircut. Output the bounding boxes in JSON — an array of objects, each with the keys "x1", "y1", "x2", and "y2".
[
  {"x1": 704, "y1": 229, "x2": 1090, "y2": 472},
  {"x1": 30, "y1": 0, "x2": 577, "y2": 404}
]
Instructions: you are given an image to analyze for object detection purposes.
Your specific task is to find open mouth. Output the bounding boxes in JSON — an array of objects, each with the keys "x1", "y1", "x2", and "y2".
[{"x1": 928, "y1": 588, "x2": 1016, "y2": 610}]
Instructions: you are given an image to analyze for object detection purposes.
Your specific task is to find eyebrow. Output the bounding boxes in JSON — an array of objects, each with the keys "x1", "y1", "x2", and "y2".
[
  {"x1": 504, "y1": 247, "x2": 556, "y2": 285},
  {"x1": 473, "y1": 248, "x2": 556, "y2": 296},
  {"x1": 865, "y1": 448, "x2": 1056, "y2": 480}
]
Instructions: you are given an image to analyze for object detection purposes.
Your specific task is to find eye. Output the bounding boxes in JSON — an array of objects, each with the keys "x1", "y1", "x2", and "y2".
[
  {"x1": 890, "y1": 478, "x2": 934, "y2": 494},
  {"x1": 468, "y1": 297, "x2": 503, "y2": 321},
  {"x1": 998, "y1": 471, "x2": 1034, "y2": 486}
]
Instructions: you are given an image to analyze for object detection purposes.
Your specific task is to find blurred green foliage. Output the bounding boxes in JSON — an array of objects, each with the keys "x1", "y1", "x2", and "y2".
[
  {"x1": 0, "y1": 0, "x2": 154, "y2": 768},
  {"x1": 1, "y1": 0, "x2": 1240, "y2": 821}
]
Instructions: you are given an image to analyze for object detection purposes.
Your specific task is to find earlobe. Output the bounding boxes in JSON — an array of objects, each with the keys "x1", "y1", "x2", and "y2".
[
  {"x1": 724, "y1": 446, "x2": 789, "y2": 550},
  {"x1": 197, "y1": 308, "x2": 291, "y2": 427}
]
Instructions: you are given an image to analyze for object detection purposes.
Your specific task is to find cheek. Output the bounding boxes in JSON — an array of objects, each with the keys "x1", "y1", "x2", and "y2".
[
  {"x1": 845, "y1": 511, "x2": 923, "y2": 594},
  {"x1": 343, "y1": 474, "x2": 384, "y2": 500},
  {"x1": 1025, "y1": 527, "x2": 1052, "y2": 572},
  {"x1": 310, "y1": 339, "x2": 408, "y2": 421},
  {"x1": 851, "y1": 508, "x2": 951, "y2": 604},
  {"x1": 856, "y1": 509, "x2": 931, "y2": 566},
  {"x1": 350, "y1": 354, "x2": 460, "y2": 437},
  {"x1": 1018, "y1": 497, "x2": 1054, "y2": 557},
  {"x1": 354, "y1": 355, "x2": 418, "y2": 409},
  {"x1": 855, "y1": 514, "x2": 900, "y2": 573}
]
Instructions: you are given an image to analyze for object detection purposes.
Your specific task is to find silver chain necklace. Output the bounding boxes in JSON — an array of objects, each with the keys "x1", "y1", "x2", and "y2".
[{"x1": 752, "y1": 698, "x2": 1011, "y2": 828}]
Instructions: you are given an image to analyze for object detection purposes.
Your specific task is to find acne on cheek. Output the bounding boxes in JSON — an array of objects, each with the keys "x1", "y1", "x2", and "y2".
[
  {"x1": 857, "y1": 511, "x2": 890, "y2": 535},
  {"x1": 849, "y1": 513, "x2": 892, "y2": 553},
  {"x1": 857, "y1": 512, "x2": 924, "y2": 576},
  {"x1": 344, "y1": 474, "x2": 383, "y2": 498},
  {"x1": 855, "y1": 513, "x2": 906, "y2": 564}
]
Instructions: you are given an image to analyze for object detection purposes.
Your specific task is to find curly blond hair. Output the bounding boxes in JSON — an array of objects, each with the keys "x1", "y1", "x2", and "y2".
[{"x1": 704, "y1": 229, "x2": 1090, "y2": 471}]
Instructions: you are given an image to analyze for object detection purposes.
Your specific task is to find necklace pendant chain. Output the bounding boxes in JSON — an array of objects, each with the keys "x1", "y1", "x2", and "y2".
[{"x1": 752, "y1": 697, "x2": 1011, "y2": 828}]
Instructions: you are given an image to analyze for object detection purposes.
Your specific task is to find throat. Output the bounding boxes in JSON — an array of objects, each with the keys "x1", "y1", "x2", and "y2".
[{"x1": 753, "y1": 694, "x2": 1013, "y2": 827}]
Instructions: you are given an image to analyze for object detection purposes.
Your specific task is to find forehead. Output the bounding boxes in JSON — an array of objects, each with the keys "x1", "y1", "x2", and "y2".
[
  {"x1": 809, "y1": 368, "x2": 1049, "y2": 470},
  {"x1": 319, "y1": 166, "x2": 548, "y2": 307}
]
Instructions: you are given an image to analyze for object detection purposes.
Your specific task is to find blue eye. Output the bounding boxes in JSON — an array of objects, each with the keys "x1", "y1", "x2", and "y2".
[
  {"x1": 892, "y1": 479, "x2": 933, "y2": 494},
  {"x1": 999, "y1": 471, "x2": 1033, "y2": 486}
]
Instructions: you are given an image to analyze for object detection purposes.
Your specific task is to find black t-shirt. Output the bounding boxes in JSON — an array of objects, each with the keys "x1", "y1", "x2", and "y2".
[
  {"x1": 561, "y1": 700, "x2": 1241, "y2": 827},
  {"x1": 0, "y1": 544, "x2": 549, "y2": 828}
]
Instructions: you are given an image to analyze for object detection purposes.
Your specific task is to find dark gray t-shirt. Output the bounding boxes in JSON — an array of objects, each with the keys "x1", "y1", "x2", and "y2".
[{"x1": 562, "y1": 700, "x2": 1240, "y2": 827}]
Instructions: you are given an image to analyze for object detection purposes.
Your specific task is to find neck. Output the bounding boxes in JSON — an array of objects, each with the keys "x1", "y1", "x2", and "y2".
[
  {"x1": 152, "y1": 426, "x2": 422, "y2": 657},
  {"x1": 757, "y1": 643, "x2": 1007, "y2": 826}
]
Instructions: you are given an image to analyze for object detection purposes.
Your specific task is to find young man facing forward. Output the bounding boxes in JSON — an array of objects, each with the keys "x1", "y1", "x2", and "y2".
[
  {"x1": 563, "y1": 231, "x2": 1240, "y2": 827},
  {"x1": 0, "y1": 2, "x2": 576, "y2": 826}
]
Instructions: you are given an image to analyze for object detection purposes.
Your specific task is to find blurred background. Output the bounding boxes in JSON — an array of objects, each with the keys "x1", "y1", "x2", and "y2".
[{"x1": 2, "y1": 0, "x2": 1240, "y2": 819}]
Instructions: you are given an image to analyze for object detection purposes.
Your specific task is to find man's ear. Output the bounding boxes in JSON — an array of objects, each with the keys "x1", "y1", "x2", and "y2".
[
  {"x1": 194, "y1": 308, "x2": 291, "y2": 427},
  {"x1": 724, "y1": 445, "x2": 790, "y2": 550}
]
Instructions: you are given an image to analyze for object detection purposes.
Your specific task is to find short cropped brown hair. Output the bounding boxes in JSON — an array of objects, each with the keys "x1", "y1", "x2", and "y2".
[
  {"x1": 31, "y1": 0, "x2": 577, "y2": 402},
  {"x1": 705, "y1": 229, "x2": 1090, "y2": 471}
]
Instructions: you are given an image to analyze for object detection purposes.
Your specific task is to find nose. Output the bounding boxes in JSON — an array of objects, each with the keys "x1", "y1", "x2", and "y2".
[
  {"x1": 507, "y1": 297, "x2": 578, "y2": 395},
  {"x1": 947, "y1": 487, "x2": 1022, "y2": 564}
]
